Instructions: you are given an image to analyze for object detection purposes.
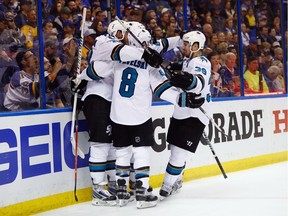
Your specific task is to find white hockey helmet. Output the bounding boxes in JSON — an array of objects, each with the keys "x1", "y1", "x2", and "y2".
[
  {"x1": 107, "y1": 20, "x2": 127, "y2": 40},
  {"x1": 182, "y1": 31, "x2": 206, "y2": 51},
  {"x1": 127, "y1": 21, "x2": 145, "y2": 31},
  {"x1": 128, "y1": 28, "x2": 152, "y2": 48}
]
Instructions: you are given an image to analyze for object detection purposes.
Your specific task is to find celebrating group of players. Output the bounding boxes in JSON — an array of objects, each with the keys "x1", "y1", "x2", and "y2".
[{"x1": 71, "y1": 19, "x2": 212, "y2": 209}]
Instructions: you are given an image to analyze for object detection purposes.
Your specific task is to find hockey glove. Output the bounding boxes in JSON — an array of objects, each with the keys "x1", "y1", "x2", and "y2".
[
  {"x1": 71, "y1": 76, "x2": 88, "y2": 94},
  {"x1": 142, "y1": 47, "x2": 163, "y2": 68},
  {"x1": 178, "y1": 92, "x2": 205, "y2": 109},
  {"x1": 170, "y1": 71, "x2": 196, "y2": 90},
  {"x1": 160, "y1": 59, "x2": 183, "y2": 79}
]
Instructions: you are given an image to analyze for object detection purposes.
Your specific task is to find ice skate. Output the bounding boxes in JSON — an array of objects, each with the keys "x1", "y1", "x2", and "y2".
[
  {"x1": 135, "y1": 181, "x2": 158, "y2": 209},
  {"x1": 107, "y1": 180, "x2": 117, "y2": 196},
  {"x1": 129, "y1": 180, "x2": 136, "y2": 202},
  {"x1": 91, "y1": 184, "x2": 117, "y2": 206},
  {"x1": 159, "y1": 183, "x2": 173, "y2": 201},
  {"x1": 171, "y1": 180, "x2": 183, "y2": 195},
  {"x1": 117, "y1": 179, "x2": 131, "y2": 207}
]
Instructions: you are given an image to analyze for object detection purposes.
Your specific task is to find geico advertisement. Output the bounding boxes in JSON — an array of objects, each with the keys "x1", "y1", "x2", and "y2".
[{"x1": 0, "y1": 97, "x2": 287, "y2": 206}]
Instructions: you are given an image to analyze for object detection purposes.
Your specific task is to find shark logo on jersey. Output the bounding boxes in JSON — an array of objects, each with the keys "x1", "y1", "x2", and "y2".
[
  {"x1": 106, "y1": 125, "x2": 112, "y2": 136},
  {"x1": 187, "y1": 140, "x2": 193, "y2": 146},
  {"x1": 135, "y1": 136, "x2": 141, "y2": 143}
]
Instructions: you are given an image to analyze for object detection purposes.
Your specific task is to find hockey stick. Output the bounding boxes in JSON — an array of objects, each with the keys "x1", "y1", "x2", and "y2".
[
  {"x1": 70, "y1": 7, "x2": 87, "y2": 202},
  {"x1": 201, "y1": 131, "x2": 227, "y2": 179},
  {"x1": 114, "y1": 16, "x2": 229, "y2": 138}
]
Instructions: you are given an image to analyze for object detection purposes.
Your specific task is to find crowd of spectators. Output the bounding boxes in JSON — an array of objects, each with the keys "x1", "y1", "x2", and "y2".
[{"x1": 0, "y1": 0, "x2": 286, "y2": 111}]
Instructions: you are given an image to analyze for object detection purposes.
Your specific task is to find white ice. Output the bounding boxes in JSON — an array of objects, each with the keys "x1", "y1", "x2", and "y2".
[{"x1": 35, "y1": 161, "x2": 288, "y2": 216}]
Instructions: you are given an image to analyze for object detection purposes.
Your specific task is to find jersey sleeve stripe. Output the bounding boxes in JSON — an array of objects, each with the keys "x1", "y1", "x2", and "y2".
[
  {"x1": 86, "y1": 63, "x2": 103, "y2": 81},
  {"x1": 161, "y1": 38, "x2": 169, "y2": 53},
  {"x1": 187, "y1": 74, "x2": 198, "y2": 90},
  {"x1": 154, "y1": 80, "x2": 172, "y2": 97},
  {"x1": 196, "y1": 74, "x2": 205, "y2": 91},
  {"x1": 111, "y1": 44, "x2": 124, "y2": 61}
]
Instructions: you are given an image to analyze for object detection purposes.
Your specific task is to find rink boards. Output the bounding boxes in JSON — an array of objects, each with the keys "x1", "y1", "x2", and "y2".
[{"x1": 0, "y1": 96, "x2": 287, "y2": 215}]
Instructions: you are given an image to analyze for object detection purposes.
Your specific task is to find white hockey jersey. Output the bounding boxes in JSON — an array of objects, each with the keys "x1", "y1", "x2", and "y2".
[
  {"x1": 172, "y1": 55, "x2": 212, "y2": 125},
  {"x1": 110, "y1": 60, "x2": 181, "y2": 125},
  {"x1": 80, "y1": 35, "x2": 145, "y2": 101}
]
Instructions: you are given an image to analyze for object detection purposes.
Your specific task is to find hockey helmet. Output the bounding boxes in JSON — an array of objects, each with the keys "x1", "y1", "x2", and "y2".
[
  {"x1": 128, "y1": 28, "x2": 152, "y2": 48},
  {"x1": 127, "y1": 21, "x2": 146, "y2": 31},
  {"x1": 182, "y1": 31, "x2": 206, "y2": 51},
  {"x1": 107, "y1": 20, "x2": 127, "y2": 40}
]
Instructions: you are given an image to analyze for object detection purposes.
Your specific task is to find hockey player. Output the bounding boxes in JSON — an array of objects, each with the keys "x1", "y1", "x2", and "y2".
[
  {"x1": 125, "y1": 20, "x2": 184, "y2": 200},
  {"x1": 159, "y1": 31, "x2": 212, "y2": 200},
  {"x1": 72, "y1": 20, "x2": 163, "y2": 206},
  {"x1": 109, "y1": 28, "x2": 204, "y2": 209}
]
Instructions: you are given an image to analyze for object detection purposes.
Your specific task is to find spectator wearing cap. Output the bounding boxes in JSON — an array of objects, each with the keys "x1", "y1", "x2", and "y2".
[
  {"x1": 82, "y1": 29, "x2": 97, "y2": 59},
  {"x1": 244, "y1": 56, "x2": 269, "y2": 94},
  {"x1": 271, "y1": 41, "x2": 281, "y2": 55},
  {"x1": 20, "y1": 8, "x2": 37, "y2": 49},
  {"x1": 53, "y1": 7, "x2": 72, "y2": 36},
  {"x1": 14, "y1": 0, "x2": 33, "y2": 29}
]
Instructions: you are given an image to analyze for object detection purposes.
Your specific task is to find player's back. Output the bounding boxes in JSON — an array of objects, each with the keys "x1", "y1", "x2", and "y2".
[{"x1": 110, "y1": 59, "x2": 153, "y2": 126}]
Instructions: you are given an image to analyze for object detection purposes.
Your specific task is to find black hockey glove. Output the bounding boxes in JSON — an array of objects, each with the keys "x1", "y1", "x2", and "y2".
[
  {"x1": 71, "y1": 76, "x2": 87, "y2": 94},
  {"x1": 170, "y1": 71, "x2": 196, "y2": 90},
  {"x1": 142, "y1": 47, "x2": 163, "y2": 68},
  {"x1": 160, "y1": 59, "x2": 183, "y2": 79},
  {"x1": 178, "y1": 92, "x2": 205, "y2": 109}
]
